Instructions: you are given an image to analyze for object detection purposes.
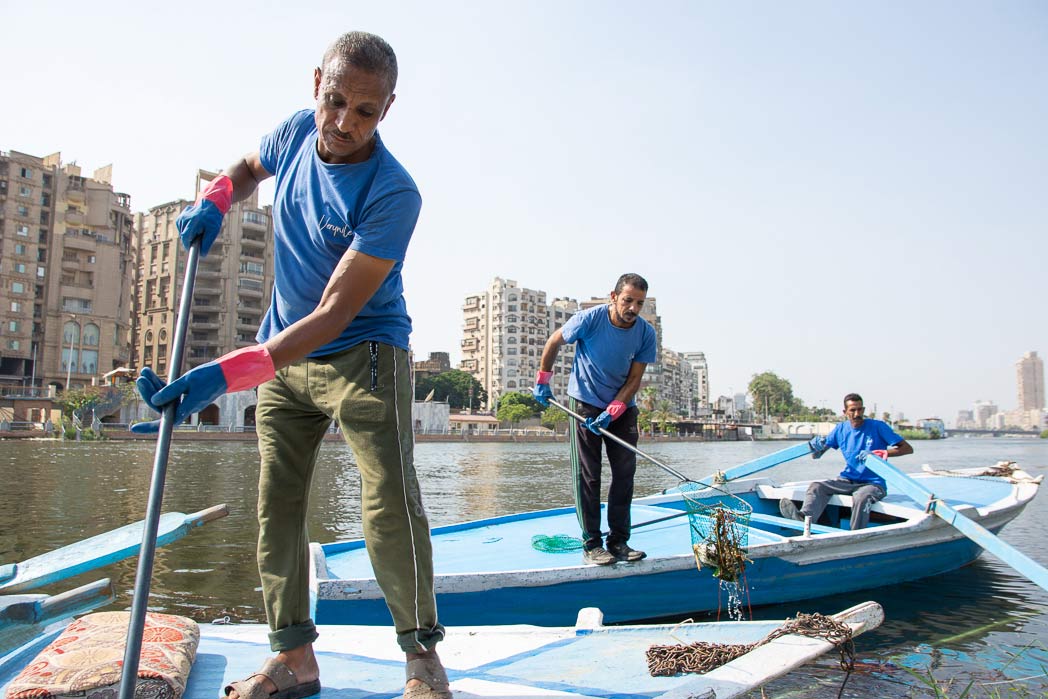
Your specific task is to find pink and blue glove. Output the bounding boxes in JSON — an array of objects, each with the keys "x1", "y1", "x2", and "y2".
[
  {"x1": 130, "y1": 345, "x2": 275, "y2": 433},
  {"x1": 584, "y1": 400, "x2": 626, "y2": 435},
  {"x1": 532, "y1": 370, "x2": 554, "y2": 406},
  {"x1": 858, "y1": 449, "x2": 889, "y2": 462},
  {"x1": 176, "y1": 174, "x2": 233, "y2": 256}
]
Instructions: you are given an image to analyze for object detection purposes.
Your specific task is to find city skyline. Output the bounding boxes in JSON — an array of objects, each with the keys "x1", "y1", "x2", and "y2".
[{"x1": 2, "y1": 2, "x2": 1045, "y2": 421}]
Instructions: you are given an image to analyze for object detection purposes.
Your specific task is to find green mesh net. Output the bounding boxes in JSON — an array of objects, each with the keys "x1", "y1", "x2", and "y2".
[
  {"x1": 679, "y1": 482, "x2": 753, "y2": 583},
  {"x1": 531, "y1": 533, "x2": 584, "y2": 552}
]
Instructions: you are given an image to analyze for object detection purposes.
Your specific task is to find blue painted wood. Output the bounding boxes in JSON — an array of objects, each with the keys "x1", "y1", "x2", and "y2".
[
  {"x1": 0, "y1": 505, "x2": 227, "y2": 594},
  {"x1": 0, "y1": 579, "x2": 114, "y2": 656},
  {"x1": 700, "y1": 442, "x2": 815, "y2": 486},
  {"x1": 863, "y1": 454, "x2": 1048, "y2": 592}
]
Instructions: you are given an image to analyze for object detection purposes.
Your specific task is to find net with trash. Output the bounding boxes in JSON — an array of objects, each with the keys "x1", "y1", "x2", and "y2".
[
  {"x1": 531, "y1": 533, "x2": 585, "y2": 552},
  {"x1": 678, "y1": 482, "x2": 753, "y2": 583}
]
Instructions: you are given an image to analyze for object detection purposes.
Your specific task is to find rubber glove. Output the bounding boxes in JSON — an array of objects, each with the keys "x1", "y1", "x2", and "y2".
[
  {"x1": 858, "y1": 449, "x2": 889, "y2": 462},
  {"x1": 809, "y1": 435, "x2": 829, "y2": 459},
  {"x1": 176, "y1": 174, "x2": 233, "y2": 256},
  {"x1": 532, "y1": 370, "x2": 554, "y2": 406},
  {"x1": 131, "y1": 345, "x2": 275, "y2": 433},
  {"x1": 583, "y1": 400, "x2": 626, "y2": 435}
]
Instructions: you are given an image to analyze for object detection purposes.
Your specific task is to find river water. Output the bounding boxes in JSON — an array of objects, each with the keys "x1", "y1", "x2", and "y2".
[{"x1": 1, "y1": 437, "x2": 1046, "y2": 697}]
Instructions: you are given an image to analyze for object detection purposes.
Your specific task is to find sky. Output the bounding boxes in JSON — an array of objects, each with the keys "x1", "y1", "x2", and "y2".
[{"x1": 4, "y1": 2, "x2": 1045, "y2": 424}]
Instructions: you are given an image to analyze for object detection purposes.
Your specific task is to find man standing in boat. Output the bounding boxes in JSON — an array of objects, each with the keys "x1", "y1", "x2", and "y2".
[
  {"x1": 533, "y1": 274, "x2": 657, "y2": 565},
  {"x1": 132, "y1": 32, "x2": 450, "y2": 699},
  {"x1": 780, "y1": 393, "x2": 913, "y2": 530}
]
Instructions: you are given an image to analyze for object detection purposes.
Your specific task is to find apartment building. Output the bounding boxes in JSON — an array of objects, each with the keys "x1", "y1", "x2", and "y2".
[
  {"x1": 1016, "y1": 351, "x2": 1044, "y2": 412},
  {"x1": 0, "y1": 151, "x2": 134, "y2": 392},
  {"x1": 460, "y1": 278, "x2": 569, "y2": 409},
  {"x1": 682, "y1": 351, "x2": 710, "y2": 416},
  {"x1": 131, "y1": 170, "x2": 274, "y2": 381},
  {"x1": 656, "y1": 347, "x2": 696, "y2": 417}
]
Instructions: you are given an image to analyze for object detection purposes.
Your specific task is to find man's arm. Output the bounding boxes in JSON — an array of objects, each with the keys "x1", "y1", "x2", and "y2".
[
  {"x1": 538, "y1": 329, "x2": 567, "y2": 372},
  {"x1": 264, "y1": 248, "x2": 395, "y2": 369},
  {"x1": 886, "y1": 439, "x2": 914, "y2": 457},
  {"x1": 223, "y1": 152, "x2": 272, "y2": 204},
  {"x1": 612, "y1": 361, "x2": 647, "y2": 405}
]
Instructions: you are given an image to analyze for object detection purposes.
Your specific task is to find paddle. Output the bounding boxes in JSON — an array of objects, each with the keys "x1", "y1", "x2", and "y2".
[
  {"x1": 0, "y1": 505, "x2": 227, "y2": 593},
  {"x1": 862, "y1": 453, "x2": 1048, "y2": 593},
  {"x1": 118, "y1": 239, "x2": 202, "y2": 699}
]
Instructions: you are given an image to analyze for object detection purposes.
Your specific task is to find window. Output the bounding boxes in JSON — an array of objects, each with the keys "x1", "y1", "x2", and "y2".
[
  {"x1": 238, "y1": 278, "x2": 263, "y2": 291},
  {"x1": 79, "y1": 349, "x2": 98, "y2": 374},
  {"x1": 61, "y1": 348, "x2": 78, "y2": 373},
  {"x1": 11, "y1": 282, "x2": 25, "y2": 294},
  {"x1": 87, "y1": 255, "x2": 95, "y2": 264},
  {"x1": 14, "y1": 244, "x2": 27, "y2": 255},
  {"x1": 42, "y1": 173, "x2": 52, "y2": 187},
  {"x1": 16, "y1": 225, "x2": 29, "y2": 237},
  {"x1": 19, "y1": 186, "x2": 31, "y2": 197},
  {"x1": 18, "y1": 205, "x2": 29, "y2": 217},
  {"x1": 8, "y1": 321, "x2": 19, "y2": 333},
  {"x1": 8, "y1": 340, "x2": 20, "y2": 351},
  {"x1": 243, "y1": 211, "x2": 269, "y2": 225},
  {"x1": 82, "y1": 323, "x2": 100, "y2": 346},
  {"x1": 20, "y1": 167, "x2": 32, "y2": 179},
  {"x1": 14, "y1": 263, "x2": 27, "y2": 274},
  {"x1": 239, "y1": 261, "x2": 264, "y2": 275},
  {"x1": 37, "y1": 266, "x2": 45, "y2": 278},
  {"x1": 10, "y1": 302, "x2": 21, "y2": 312}
]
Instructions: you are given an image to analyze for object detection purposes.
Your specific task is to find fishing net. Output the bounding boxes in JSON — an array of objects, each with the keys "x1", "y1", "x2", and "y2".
[
  {"x1": 531, "y1": 533, "x2": 584, "y2": 552},
  {"x1": 679, "y1": 482, "x2": 753, "y2": 583},
  {"x1": 646, "y1": 611, "x2": 856, "y2": 676}
]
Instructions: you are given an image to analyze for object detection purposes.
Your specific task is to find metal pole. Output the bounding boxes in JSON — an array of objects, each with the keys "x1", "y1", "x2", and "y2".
[
  {"x1": 117, "y1": 241, "x2": 200, "y2": 699},
  {"x1": 548, "y1": 397, "x2": 689, "y2": 482},
  {"x1": 65, "y1": 314, "x2": 76, "y2": 388}
]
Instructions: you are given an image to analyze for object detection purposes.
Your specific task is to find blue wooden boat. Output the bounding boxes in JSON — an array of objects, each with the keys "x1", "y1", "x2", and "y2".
[
  {"x1": 310, "y1": 463, "x2": 1043, "y2": 627},
  {"x1": 0, "y1": 601, "x2": 884, "y2": 699}
]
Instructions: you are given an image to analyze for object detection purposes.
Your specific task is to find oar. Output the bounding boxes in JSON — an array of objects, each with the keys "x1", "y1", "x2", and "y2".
[
  {"x1": 118, "y1": 239, "x2": 202, "y2": 699},
  {"x1": 0, "y1": 505, "x2": 228, "y2": 593},
  {"x1": 862, "y1": 453, "x2": 1048, "y2": 593},
  {"x1": 548, "y1": 398, "x2": 689, "y2": 481}
]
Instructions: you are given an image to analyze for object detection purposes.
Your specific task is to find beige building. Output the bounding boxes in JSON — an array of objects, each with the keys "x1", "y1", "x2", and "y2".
[
  {"x1": 1016, "y1": 351, "x2": 1044, "y2": 412},
  {"x1": 683, "y1": 351, "x2": 710, "y2": 416},
  {"x1": 0, "y1": 150, "x2": 134, "y2": 393},
  {"x1": 131, "y1": 170, "x2": 274, "y2": 400},
  {"x1": 460, "y1": 278, "x2": 569, "y2": 409}
]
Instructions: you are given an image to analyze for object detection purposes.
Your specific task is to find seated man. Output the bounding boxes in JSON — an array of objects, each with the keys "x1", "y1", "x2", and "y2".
[{"x1": 780, "y1": 393, "x2": 913, "y2": 530}]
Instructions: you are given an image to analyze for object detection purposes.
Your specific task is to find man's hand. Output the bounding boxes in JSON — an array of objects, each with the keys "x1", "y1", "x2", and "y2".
[
  {"x1": 131, "y1": 345, "x2": 274, "y2": 433},
  {"x1": 809, "y1": 435, "x2": 829, "y2": 459},
  {"x1": 176, "y1": 175, "x2": 233, "y2": 256},
  {"x1": 858, "y1": 449, "x2": 889, "y2": 462},
  {"x1": 583, "y1": 400, "x2": 626, "y2": 435},
  {"x1": 532, "y1": 370, "x2": 554, "y2": 407}
]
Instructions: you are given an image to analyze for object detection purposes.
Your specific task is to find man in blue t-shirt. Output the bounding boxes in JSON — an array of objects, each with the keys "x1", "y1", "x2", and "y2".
[
  {"x1": 533, "y1": 274, "x2": 658, "y2": 565},
  {"x1": 132, "y1": 32, "x2": 449, "y2": 699},
  {"x1": 780, "y1": 393, "x2": 913, "y2": 530}
]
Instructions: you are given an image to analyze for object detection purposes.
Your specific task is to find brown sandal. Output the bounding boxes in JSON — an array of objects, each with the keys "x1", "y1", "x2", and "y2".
[
  {"x1": 223, "y1": 658, "x2": 321, "y2": 699},
  {"x1": 404, "y1": 654, "x2": 452, "y2": 699}
]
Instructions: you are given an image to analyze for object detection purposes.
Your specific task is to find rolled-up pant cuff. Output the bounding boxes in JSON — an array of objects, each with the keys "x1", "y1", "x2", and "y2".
[
  {"x1": 397, "y1": 624, "x2": 446, "y2": 653},
  {"x1": 269, "y1": 619, "x2": 320, "y2": 652}
]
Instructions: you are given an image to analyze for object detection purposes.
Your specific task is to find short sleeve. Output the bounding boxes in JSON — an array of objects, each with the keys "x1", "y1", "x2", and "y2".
[
  {"x1": 561, "y1": 308, "x2": 591, "y2": 344},
  {"x1": 347, "y1": 189, "x2": 422, "y2": 262},
  {"x1": 825, "y1": 423, "x2": 841, "y2": 449},
  {"x1": 259, "y1": 110, "x2": 313, "y2": 175}
]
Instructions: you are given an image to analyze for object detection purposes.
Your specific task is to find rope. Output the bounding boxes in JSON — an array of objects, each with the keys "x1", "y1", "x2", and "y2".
[{"x1": 646, "y1": 611, "x2": 855, "y2": 677}]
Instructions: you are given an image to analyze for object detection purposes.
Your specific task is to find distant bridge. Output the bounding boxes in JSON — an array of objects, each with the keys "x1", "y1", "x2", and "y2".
[{"x1": 948, "y1": 428, "x2": 1042, "y2": 437}]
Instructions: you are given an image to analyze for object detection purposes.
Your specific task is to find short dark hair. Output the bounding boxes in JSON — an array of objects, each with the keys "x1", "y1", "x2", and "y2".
[
  {"x1": 614, "y1": 273, "x2": 648, "y2": 294},
  {"x1": 843, "y1": 393, "x2": 863, "y2": 407},
  {"x1": 322, "y1": 32, "x2": 399, "y2": 93}
]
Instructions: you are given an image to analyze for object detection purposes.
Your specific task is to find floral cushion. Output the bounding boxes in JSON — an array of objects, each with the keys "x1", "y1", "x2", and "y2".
[{"x1": 5, "y1": 612, "x2": 199, "y2": 699}]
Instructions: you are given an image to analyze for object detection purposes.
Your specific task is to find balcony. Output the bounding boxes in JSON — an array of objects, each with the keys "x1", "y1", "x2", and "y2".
[{"x1": 240, "y1": 234, "x2": 266, "y2": 249}]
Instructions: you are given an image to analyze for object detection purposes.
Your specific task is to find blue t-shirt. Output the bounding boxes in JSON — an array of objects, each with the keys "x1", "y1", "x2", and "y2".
[
  {"x1": 825, "y1": 418, "x2": 904, "y2": 489},
  {"x1": 256, "y1": 109, "x2": 422, "y2": 355},
  {"x1": 561, "y1": 305, "x2": 657, "y2": 408}
]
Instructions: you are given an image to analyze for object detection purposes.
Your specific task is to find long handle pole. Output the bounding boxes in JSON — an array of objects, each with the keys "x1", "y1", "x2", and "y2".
[
  {"x1": 549, "y1": 398, "x2": 690, "y2": 482},
  {"x1": 118, "y1": 241, "x2": 201, "y2": 699}
]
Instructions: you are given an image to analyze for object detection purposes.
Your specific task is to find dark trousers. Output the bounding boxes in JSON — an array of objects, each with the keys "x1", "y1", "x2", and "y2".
[{"x1": 568, "y1": 397, "x2": 639, "y2": 550}]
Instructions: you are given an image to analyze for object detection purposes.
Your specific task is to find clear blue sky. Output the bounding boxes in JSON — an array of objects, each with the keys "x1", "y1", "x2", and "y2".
[{"x1": 4, "y1": 2, "x2": 1045, "y2": 423}]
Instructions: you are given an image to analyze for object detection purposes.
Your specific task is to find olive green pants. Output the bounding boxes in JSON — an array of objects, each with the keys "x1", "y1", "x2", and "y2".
[{"x1": 254, "y1": 341, "x2": 444, "y2": 653}]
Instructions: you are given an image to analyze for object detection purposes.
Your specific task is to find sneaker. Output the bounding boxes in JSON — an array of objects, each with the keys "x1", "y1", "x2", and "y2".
[
  {"x1": 779, "y1": 498, "x2": 804, "y2": 521},
  {"x1": 607, "y1": 542, "x2": 646, "y2": 562},
  {"x1": 583, "y1": 546, "x2": 617, "y2": 566}
]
